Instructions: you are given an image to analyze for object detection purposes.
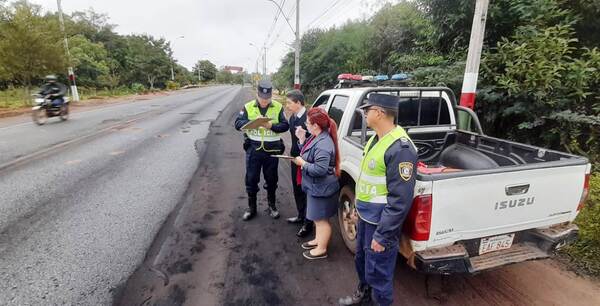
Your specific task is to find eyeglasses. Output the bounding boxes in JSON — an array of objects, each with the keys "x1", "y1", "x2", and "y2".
[{"x1": 365, "y1": 107, "x2": 385, "y2": 114}]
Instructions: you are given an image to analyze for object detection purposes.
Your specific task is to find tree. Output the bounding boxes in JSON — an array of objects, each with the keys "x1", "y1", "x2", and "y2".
[
  {"x1": 0, "y1": 1, "x2": 65, "y2": 87},
  {"x1": 215, "y1": 69, "x2": 233, "y2": 84},
  {"x1": 123, "y1": 35, "x2": 172, "y2": 89},
  {"x1": 69, "y1": 34, "x2": 110, "y2": 87},
  {"x1": 192, "y1": 60, "x2": 217, "y2": 82}
]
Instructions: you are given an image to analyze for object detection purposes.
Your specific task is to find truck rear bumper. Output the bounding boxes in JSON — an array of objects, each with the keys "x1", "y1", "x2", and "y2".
[{"x1": 413, "y1": 223, "x2": 579, "y2": 274}]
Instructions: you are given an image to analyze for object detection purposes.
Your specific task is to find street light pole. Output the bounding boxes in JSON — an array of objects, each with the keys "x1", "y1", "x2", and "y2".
[
  {"x1": 249, "y1": 42, "x2": 262, "y2": 80},
  {"x1": 56, "y1": 0, "x2": 79, "y2": 101}
]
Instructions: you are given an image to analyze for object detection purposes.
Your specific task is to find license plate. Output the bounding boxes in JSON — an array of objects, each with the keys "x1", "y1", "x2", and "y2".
[{"x1": 479, "y1": 234, "x2": 515, "y2": 255}]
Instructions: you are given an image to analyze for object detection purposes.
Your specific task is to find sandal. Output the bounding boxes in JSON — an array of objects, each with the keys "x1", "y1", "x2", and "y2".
[{"x1": 301, "y1": 242, "x2": 317, "y2": 250}]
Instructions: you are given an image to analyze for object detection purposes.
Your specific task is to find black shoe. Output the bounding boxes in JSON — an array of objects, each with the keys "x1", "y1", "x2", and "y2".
[
  {"x1": 296, "y1": 223, "x2": 313, "y2": 238},
  {"x1": 286, "y1": 216, "x2": 304, "y2": 224},
  {"x1": 338, "y1": 286, "x2": 372, "y2": 305},
  {"x1": 242, "y1": 209, "x2": 256, "y2": 221}
]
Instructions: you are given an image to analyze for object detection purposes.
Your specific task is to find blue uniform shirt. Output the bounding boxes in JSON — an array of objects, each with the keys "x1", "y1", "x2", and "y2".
[{"x1": 372, "y1": 138, "x2": 418, "y2": 248}]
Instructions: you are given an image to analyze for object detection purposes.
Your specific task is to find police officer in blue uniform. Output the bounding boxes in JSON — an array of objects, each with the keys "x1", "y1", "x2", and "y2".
[
  {"x1": 338, "y1": 94, "x2": 417, "y2": 306},
  {"x1": 234, "y1": 80, "x2": 290, "y2": 221}
]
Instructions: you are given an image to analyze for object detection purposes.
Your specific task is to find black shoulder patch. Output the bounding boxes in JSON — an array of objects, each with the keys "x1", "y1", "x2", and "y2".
[{"x1": 399, "y1": 137, "x2": 411, "y2": 148}]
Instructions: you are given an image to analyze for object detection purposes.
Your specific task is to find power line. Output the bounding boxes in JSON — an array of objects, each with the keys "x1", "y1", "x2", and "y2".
[
  {"x1": 263, "y1": 0, "x2": 287, "y2": 47},
  {"x1": 305, "y1": 0, "x2": 344, "y2": 30},
  {"x1": 268, "y1": 2, "x2": 296, "y2": 49},
  {"x1": 314, "y1": 0, "x2": 359, "y2": 29}
]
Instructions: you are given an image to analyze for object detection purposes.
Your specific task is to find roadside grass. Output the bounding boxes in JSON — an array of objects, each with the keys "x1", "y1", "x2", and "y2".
[
  {"x1": 562, "y1": 173, "x2": 600, "y2": 277},
  {"x1": 0, "y1": 87, "x2": 146, "y2": 110}
]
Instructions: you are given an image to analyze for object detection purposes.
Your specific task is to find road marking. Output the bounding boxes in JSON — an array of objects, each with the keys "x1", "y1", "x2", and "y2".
[{"x1": 109, "y1": 150, "x2": 126, "y2": 156}]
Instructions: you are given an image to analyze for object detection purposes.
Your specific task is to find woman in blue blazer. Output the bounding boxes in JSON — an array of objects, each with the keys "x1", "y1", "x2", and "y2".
[{"x1": 293, "y1": 107, "x2": 341, "y2": 260}]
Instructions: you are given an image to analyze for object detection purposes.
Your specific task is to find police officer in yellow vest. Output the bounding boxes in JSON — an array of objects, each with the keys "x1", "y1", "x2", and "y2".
[
  {"x1": 339, "y1": 94, "x2": 417, "y2": 306},
  {"x1": 235, "y1": 80, "x2": 289, "y2": 221}
]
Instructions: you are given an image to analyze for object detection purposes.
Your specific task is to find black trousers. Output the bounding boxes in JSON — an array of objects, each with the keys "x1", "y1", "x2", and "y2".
[
  {"x1": 245, "y1": 149, "x2": 278, "y2": 196},
  {"x1": 290, "y1": 161, "x2": 313, "y2": 227}
]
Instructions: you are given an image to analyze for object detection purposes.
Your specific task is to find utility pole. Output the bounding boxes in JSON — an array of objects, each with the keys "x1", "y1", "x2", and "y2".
[
  {"x1": 56, "y1": 0, "x2": 79, "y2": 101},
  {"x1": 459, "y1": 0, "x2": 489, "y2": 110},
  {"x1": 267, "y1": 0, "x2": 301, "y2": 88},
  {"x1": 294, "y1": 0, "x2": 301, "y2": 89}
]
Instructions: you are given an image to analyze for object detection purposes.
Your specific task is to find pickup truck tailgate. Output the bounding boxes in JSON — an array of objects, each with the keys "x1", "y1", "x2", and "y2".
[{"x1": 428, "y1": 164, "x2": 587, "y2": 247}]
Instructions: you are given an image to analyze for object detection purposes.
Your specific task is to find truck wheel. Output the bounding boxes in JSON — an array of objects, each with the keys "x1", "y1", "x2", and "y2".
[{"x1": 338, "y1": 185, "x2": 358, "y2": 254}]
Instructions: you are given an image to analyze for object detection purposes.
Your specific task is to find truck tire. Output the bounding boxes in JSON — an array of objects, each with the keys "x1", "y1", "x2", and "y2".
[{"x1": 338, "y1": 185, "x2": 358, "y2": 254}]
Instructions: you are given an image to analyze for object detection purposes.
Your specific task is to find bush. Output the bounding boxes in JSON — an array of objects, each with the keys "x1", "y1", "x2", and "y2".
[
  {"x1": 166, "y1": 81, "x2": 180, "y2": 91},
  {"x1": 562, "y1": 174, "x2": 600, "y2": 276},
  {"x1": 131, "y1": 83, "x2": 146, "y2": 94}
]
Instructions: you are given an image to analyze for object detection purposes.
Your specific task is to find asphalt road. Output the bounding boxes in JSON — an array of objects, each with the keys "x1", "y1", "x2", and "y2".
[
  {"x1": 0, "y1": 85, "x2": 243, "y2": 305},
  {"x1": 116, "y1": 88, "x2": 600, "y2": 306}
]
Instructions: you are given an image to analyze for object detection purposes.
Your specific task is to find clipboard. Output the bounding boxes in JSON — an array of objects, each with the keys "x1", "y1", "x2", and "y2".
[
  {"x1": 241, "y1": 117, "x2": 272, "y2": 130},
  {"x1": 272, "y1": 155, "x2": 295, "y2": 160}
]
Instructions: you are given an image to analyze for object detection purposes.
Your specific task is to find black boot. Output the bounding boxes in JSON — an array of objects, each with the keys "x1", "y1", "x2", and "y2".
[
  {"x1": 338, "y1": 285, "x2": 372, "y2": 305},
  {"x1": 266, "y1": 192, "x2": 280, "y2": 219},
  {"x1": 297, "y1": 220, "x2": 314, "y2": 238},
  {"x1": 243, "y1": 195, "x2": 257, "y2": 221}
]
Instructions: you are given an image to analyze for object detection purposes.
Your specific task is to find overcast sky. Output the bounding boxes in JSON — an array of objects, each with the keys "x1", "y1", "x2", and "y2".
[{"x1": 31, "y1": 0, "x2": 399, "y2": 73}]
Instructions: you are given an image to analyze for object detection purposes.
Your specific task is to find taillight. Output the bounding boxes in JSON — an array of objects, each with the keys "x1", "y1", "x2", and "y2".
[
  {"x1": 404, "y1": 194, "x2": 432, "y2": 241},
  {"x1": 577, "y1": 174, "x2": 591, "y2": 212}
]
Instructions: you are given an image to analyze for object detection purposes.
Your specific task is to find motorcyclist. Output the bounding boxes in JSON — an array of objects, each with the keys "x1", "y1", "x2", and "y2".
[{"x1": 39, "y1": 75, "x2": 67, "y2": 107}]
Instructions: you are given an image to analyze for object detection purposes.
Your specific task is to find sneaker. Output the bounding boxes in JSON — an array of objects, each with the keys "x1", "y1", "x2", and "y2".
[
  {"x1": 267, "y1": 207, "x2": 280, "y2": 219},
  {"x1": 242, "y1": 209, "x2": 256, "y2": 221},
  {"x1": 338, "y1": 286, "x2": 372, "y2": 305}
]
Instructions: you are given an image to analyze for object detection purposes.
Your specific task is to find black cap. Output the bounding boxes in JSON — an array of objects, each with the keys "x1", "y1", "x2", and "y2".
[
  {"x1": 286, "y1": 89, "x2": 304, "y2": 103},
  {"x1": 359, "y1": 93, "x2": 399, "y2": 111},
  {"x1": 257, "y1": 80, "x2": 273, "y2": 99}
]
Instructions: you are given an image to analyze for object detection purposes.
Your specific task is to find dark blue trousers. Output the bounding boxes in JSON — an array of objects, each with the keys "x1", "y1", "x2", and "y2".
[
  {"x1": 355, "y1": 219, "x2": 398, "y2": 306},
  {"x1": 245, "y1": 149, "x2": 279, "y2": 196}
]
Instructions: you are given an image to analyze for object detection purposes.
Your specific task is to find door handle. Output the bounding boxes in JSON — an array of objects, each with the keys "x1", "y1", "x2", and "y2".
[{"x1": 505, "y1": 184, "x2": 530, "y2": 196}]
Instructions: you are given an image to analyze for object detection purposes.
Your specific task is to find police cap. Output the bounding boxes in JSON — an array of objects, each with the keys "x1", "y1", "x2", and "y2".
[
  {"x1": 257, "y1": 80, "x2": 273, "y2": 99},
  {"x1": 359, "y1": 93, "x2": 400, "y2": 112}
]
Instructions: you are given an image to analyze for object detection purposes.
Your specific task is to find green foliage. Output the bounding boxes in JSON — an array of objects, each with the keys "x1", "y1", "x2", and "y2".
[
  {"x1": 0, "y1": 1, "x2": 198, "y2": 94},
  {"x1": 0, "y1": 1, "x2": 65, "y2": 86},
  {"x1": 193, "y1": 60, "x2": 217, "y2": 82},
  {"x1": 480, "y1": 1, "x2": 599, "y2": 160},
  {"x1": 166, "y1": 81, "x2": 179, "y2": 91},
  {"x1": 69, "y1": 34, "x2": 111, "y2": 87},
  {"x1": 130, "y1": 83, "x2": 145, "y2": 94},
  {"x1": 563, "y1": 174, "x2": 600, "y2": 276}
]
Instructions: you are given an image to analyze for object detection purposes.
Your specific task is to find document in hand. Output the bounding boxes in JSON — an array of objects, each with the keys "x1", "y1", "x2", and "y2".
[
  {"x1": 241, "y1": 117, "x2": 272, "y2": 130},
  {"x1": 272, "y1": 155, "x2": 295, "y2": 160}
]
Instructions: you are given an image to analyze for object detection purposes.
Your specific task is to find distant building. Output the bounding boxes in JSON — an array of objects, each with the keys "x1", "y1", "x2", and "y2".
[{"x1": 222, "y1": 66, "x2": 244, "y2": 74}]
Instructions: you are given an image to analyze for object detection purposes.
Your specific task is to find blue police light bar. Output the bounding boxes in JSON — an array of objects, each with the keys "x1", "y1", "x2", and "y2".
[
  {"x1": 391, "y1": 73, "x2": 409, "y2": 81},
  {"x1": 375, "y1": 75, "x2": 389, "y2": 81}
]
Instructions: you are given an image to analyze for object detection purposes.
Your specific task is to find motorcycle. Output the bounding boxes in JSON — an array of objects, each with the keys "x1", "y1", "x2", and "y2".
[{"x1": 31, "y1": 95, "x2": 70, "y2": 125}]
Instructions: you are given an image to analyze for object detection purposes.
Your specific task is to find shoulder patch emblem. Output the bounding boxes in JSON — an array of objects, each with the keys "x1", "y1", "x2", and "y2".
[{"x1": 399, "y1": 162, "x2": 414, "y2": 181}]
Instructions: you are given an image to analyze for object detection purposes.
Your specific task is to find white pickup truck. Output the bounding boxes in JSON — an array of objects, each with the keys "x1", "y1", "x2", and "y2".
[{"x1": 312, "y1": 86, "x2": 592, "y2": 274}]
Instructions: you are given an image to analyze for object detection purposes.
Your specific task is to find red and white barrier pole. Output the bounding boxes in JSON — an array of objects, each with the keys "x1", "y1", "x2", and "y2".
[{"x1": 459, "y1": 0, "x2": 489, "y2": 110}]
